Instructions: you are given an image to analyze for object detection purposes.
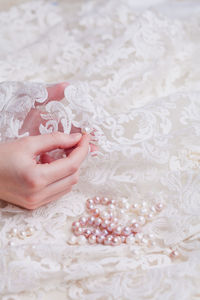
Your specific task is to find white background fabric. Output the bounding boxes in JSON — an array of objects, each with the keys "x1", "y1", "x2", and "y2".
[{"x1": 0, "y1": 0, "x2": 200, "y2": 299}]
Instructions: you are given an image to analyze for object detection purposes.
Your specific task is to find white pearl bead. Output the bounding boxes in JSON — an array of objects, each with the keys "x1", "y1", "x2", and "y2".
[
  {"x1": 147, "y1": 233, "x2": 155, "y2": 239},
  {"x1": 8, "y1": 241, "x2": 15, "y2": 247},
  {"x1": 20, "y1": 231, "x2": 26, "y2": 238},
  {"x1": 138, "y1": 216, "x2": 146, "y2": 225},
  {"x1": 141, "y1": 238, "x2": 148, "y2": 245},
  {"x1": 126, "y1": 235, "x2": 135, "y2": 244},
  {"x1": 132, "y1": 203, "x2": 139, "y2": 209},
  {"x1": 140, "y1": 208, "x2": 147, "y2": 215},
  {"x1": 150, "y1": 206, "x2": 156, "y2": 213},
  {"x1": 164, "y1": 248, "x2": 172, "y2": 255},
  {"x1": 131, "y1": 223, "x2": 140, "y2": 233},
  {"x1": 135, "y1": 233, "x2": 143, "y2": 242},
  {"x1": 79, "y1": 217, "x2": 87, "y2": 226},
  {"x1": 132, "y1": 249, "x2": 139, "y2": 255},
  {"x1": 88, "y1": 216, "x2": 95, "y2": 225},
  {"x1": 147, "y1": 213, "x2": 154, "y2": 220},
  {"x1": 12, "y1": 228, "x2": 18, "y2": 235},
  {"x1": 77, "y1": 235, "x2": 87, "y2": 245},
  {"x1": 156, "y1": 203, "x2": 163, "y2": 212},
  {"x1": 171, "y1": 250, "x2": 179, "y2": 257},
  {"x1": 142, "y1": 201, "x2": 147, "y2": 207},
  {"x1": 108, "y1": 204, "x2": 115, "y2": 210},
  {"x1": 96, "y1": 234, "x2": 105, "y2": 244},
  {"x1": 130, "y1": 218, "x2": 137, "y2": 225},
  {"x1": 101, "y1": 211, "x2": 110, "y2": 220},
  {"x1": 68, "y1": 236, "x2": 77, "y2": 245},
  {"x1": 81, "y1": 126, "x2": 91, "y2": 134}
]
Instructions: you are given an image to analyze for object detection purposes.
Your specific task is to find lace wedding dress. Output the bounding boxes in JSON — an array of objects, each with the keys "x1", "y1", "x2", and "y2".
[{"x1": 0, "y1": 0, "x2": 200, "y2": 299}]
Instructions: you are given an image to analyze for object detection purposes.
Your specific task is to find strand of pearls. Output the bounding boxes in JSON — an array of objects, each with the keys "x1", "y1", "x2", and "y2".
[{"x1": 68, "y1": 196, "x2": 163, "y2": 247}]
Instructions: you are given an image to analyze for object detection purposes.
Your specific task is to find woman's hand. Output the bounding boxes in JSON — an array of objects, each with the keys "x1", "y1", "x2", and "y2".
[{"x1": 0, "y1": 132, "x2": 89, "y2": 210}]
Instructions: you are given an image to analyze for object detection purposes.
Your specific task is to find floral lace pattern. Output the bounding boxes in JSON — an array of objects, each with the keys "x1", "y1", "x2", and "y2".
[{"x1": 0, "y1": 0, "x2": 200, "y2": 299}]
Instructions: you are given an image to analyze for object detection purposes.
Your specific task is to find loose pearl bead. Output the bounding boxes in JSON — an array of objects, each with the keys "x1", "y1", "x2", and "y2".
[
  {"x1": 28, "y1": 227, "x2": 34, "y2": 233},
  {"x1": 84, "y1": 229, "x2": 92, "y2": 238},
  {"x1": 108, "y1": 204, "x2": 115, "y2": 210},
  {"x1": 164, "y1": 248, "x2": 172, "y2": 255},
  {"x1": 94, "y1": 196, "x2": 101, "y2": 204},
  {"x1": 132, "y1": 203, "x2": 139, "y2": 209},
  {"x1": 92, "y1": 208, "x2": 100, "y2": 217},
  {"x1": 149, "y1": 240, "x2": 156, "y2": 246},
  {"x1": 74, "y1": 227, "x2": 83, "y2": 236},
  {"x1": 112, "y1": 236, "x2": 121, "y2": 246},
  {"x1": 88, "y1": 216, "x2": 95, "y2": 225},
  {"x1": 72, "y1": 221, "x2": 81, "y2": 229},
  {"x1": 87, "y1": 204, "x2": 95, "y2": 211},
  {"x1": 8, "y1": 241, "x2": 15, "y2": 247},
  {"x1": 79, "y1": 217, "x2": 87, "y2": 226},
  {"x1": 94, "y1": 217, "x2": 102, "y2": 227},
  {"x1": 12, "y1": 228, "x2": 18, "y2": 235},
  {"x1": 140, "y1": 208, "x2": 147, "y2": 215},
  {"x1": 138, "y1": 216, "x2": 146, "y2": 225},
  {"x1": 92, "y1": 228, "x2": 101, "y2": 236},
  {"x1": 102, "y1": 229, "x2": 109, "y2": 236},
  {"x1": 101, "y1": 211, "x2": 109, "y2": 220},
  {"x1": 81, "y1": 126, "x2": 91, "y2": 134},
  {"x1": 156, "y1": 203, "x2": 163, "y2": 212},
  {"x1": 141, "y1": 238, "x2": 148, "y2": 245},
  {"x1": 101, "y1": 220, "x2": 110, "y2": 228},
  {"x1": 107, "y1": 223, "x2": 115, "y2": 232},
  {"x1": 131, "y1": 223, "x2": 140, "y2": 233},
  {"x1": 20, "y1": 231, "x2": 26, "y2": 238},
  {"x1": 147, "y1": 233, "x2": 155, "y2": 239},
  {"x1": 8, "y1": 234, "x2": 12, "y2": 238},
  {"x1": 150, "y1": 206, "x2": 156, "y2": 213},
  {"x1": 110, "y1": 199, "x2": 116, "y2": 205},
  {"x1": 135, "y1": 233, "x2": 143, "y2": 242},
  {"x1": 68, "y1": 236, "x2": 77, "y2": 245},
  {"x1": 77, "y1": 235, "x2": 87, "y2": 245},
  {"x1": 86, "y1": 199, "x2": 94, "y2": 206},
  {"x1": 97, "y1": 235, "x2": 105, "y2": 244},
  {"x1": 122, "y1": 226, "x2": 131, "y2": 236},
  {"x1": 88, "y1": 234, "x2": 96, "y2": 244},
  {"x1": 130, "y1": 218, "x2": 137, "y2": 225},
  {"x1": 126, "y1": 235, "x2": 135, "y2": 244},
  {"x1": 142, "y1": 201, "x2": 147, "y2": 207},
  {"x1": 147, "y1": 213, "x2": 154, "y2": 220},
  {"x1": 101, "y1": 197, "x2": 109, "y2": 205},
  {"x1": 113, "y1": 217, "x2": 119, "y2": 223},
  {"x1": 114, "y1": 226, "x2": 122, "y2": 235},
  {"x1": 171, "y1": 250, "x2": 179, "y2": 257},
  {"x1": 104, "y1": 235, "x2": 113, "y2": 245},
  {"x1": 121, "y1": 236, "x2": 126, "y2": 243},
  {"x1": 119, "y1": 209, "x2": 125, "y2": 215}
]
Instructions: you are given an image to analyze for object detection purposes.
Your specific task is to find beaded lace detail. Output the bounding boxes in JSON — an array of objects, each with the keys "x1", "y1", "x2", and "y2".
[{"x1": 0, "y1": 0, "x2": 200, "y2": 299}]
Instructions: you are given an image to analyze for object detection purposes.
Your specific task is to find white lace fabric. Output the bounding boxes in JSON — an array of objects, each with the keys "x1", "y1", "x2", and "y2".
[{"x1": 0, "y1": 0, "x2": 200, "y2": 299}]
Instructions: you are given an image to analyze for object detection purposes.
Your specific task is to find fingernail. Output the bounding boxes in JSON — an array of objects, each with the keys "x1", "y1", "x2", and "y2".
[{"x1": 71, "y1": 133, "x2": 82, "y2": 139}]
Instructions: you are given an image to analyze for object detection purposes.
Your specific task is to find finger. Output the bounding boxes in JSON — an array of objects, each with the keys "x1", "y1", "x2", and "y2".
[
  {"x1": 28, "y1": 132, "x2": 82, "y2": 155},
  {"x1": 35, "y1": 82, "x2": 69, "y2": 106},
  {"x1": 29, "y1": 171, "x2": 79, "y2": 205},
  {"x1": 41, "y1": 134, "x2": 89, "y2": 184},
  {"x1": 29, "y1": 188, "x2": 72, "y2": 209}
]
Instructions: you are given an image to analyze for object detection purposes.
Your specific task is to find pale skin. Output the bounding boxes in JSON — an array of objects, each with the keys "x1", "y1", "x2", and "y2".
[{"x1": 0, "y1": 83, "x2": 96, "y2": 210}]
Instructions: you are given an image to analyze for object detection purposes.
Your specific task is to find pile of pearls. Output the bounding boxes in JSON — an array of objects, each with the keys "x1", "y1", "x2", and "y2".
[{"x1": 68, "y1": 196, "x2": 163, "y2": 247}]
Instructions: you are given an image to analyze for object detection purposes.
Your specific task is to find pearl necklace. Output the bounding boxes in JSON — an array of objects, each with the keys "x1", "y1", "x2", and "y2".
[{"x1": 68, "y1": 196, "x2": 163, "y2": 247}]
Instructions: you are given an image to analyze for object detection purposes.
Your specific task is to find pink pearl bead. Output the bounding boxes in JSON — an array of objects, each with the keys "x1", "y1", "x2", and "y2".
[
  {"x1": 131, "y1": 223, "x2": 141, "y2": 233},
  {"x1": 94, "y1": 196, "x2": 101, "y2": 204},
  {"x1": 79, "y1": 217, "x2": 87, "y2": 226},
  {"x1": 104, "y1": 235, "x2": 113, "y2": 245},
  {"x1": 88, "y1": 216, "x2": 95, "y2": 226},
  {"x1": 122, "y1": 226, "x2": 131, "y2": 236},
  {"x1": 88, "y1": 234, "x2": 96, "y2": 244},
  {"x1": 84, "y1": 229, "x2": 92, "y2": 238},
  {"x1": 102, "y1": 229, "x2": 109, "y2": 236},
  {"x1": 87, "y1": 204, "x2": 95, "y2": 211},
  {"x1": 94, "y1": 217, "x2": 102, "y2": 227},
  {"x1": 112, "y1": 236, "x2": 121, "y2": 246},
  {"x1": 107, "y1": 222, "x2": 115, "y2": 232},
  {"x1": 101, "y1": 197, "x2": 109, "y2": 205},
  {"x1": 101, "y1": 219, "x2": 110, "y2": 228},
  {"x1": 96, "y1": 234, "x2": 105, "y2": 244},
  {"x1": 72, "y1": 221, "x2": 81, "y2": 229},
  {"x1": 92, "y1": 208, "x2": 100, "y2": 217},
  {"x1": 121, "y1": 236, "x2": 126, "y2": 243},
  {"x1": 114, "y1": 225, "x2": 122, "y2": 235},
  {"x1": 109, "y1": 199, "x2": 116, "y2": 205},
  {"x1": 92, "y1": 228, "x2": 101, "y2": 236},
  {"x1": 156, "y1": 203, "x2": 163, "y2": 212},
  {"x1": 86, "y1": 199, "x2": 94, "y2": 206},
  {"x1": 74, "y1": 227, "x2": 83, "y2": 236}
]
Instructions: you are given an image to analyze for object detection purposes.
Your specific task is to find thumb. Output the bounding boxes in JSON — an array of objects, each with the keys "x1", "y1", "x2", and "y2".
[{"x1": 28, "y1": 132, "x2": 82, "y2": 155}]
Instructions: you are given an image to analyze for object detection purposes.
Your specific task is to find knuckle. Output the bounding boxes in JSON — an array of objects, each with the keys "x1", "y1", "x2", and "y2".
[
  {"x1": 22, "y1": 170, "x2": 45, "y2": 191},
  {"x1": 68, "y1": 163, "x2": 78, "y2": 174},
  {"x1": 71, "y1": 173, "x2": 79, "y2": 185}
]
